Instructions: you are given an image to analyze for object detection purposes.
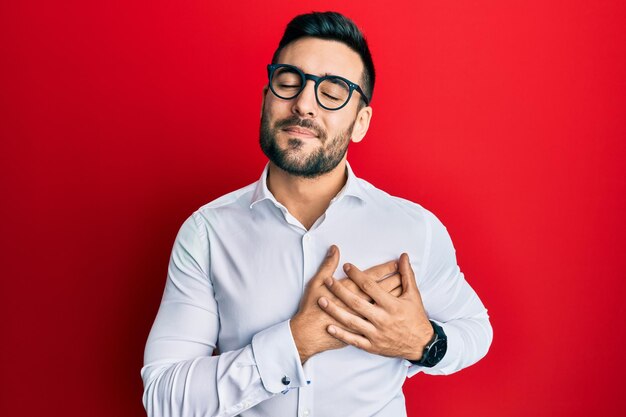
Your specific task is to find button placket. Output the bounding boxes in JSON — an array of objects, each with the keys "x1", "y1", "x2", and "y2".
[
  {"x1": 301, "y1": 232, "x2": 315, "y2": 293},
  {"x1": 298, "y1": 236, "x2": 320, "y2": 415}
]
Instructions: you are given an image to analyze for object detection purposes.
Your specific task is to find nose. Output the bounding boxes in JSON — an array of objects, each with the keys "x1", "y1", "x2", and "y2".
[{"x1": 291, "y1": 79, "x2": 318, "y2": 118}]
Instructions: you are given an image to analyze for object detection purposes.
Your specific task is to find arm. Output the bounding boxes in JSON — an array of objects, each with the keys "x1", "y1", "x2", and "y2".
[
  {"x1": 141, "y1": 214, "x2": 307, "y2": 417},
  {"x1": 409, "y1": 209, "x2": 493, "y2": 376}
]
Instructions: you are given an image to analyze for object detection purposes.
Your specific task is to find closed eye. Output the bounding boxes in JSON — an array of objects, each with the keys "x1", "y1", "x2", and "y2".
[{"x1": 322, "y1": 92, "x2": 341, "y2": 101}]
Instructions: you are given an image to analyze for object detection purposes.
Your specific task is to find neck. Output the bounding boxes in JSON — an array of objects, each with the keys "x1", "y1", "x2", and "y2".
[{"x1": 267, "y1": 159, "x2": 348, "y2": 230}]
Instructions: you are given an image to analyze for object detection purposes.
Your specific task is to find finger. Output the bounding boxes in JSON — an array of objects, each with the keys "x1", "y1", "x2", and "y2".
[
  {"x1": 316, "y1": 283, "x2": 353, "y2": 310},
  {"x1": 363, "y1": 259, "x2": 399, "y2": 281},
  {"x1": 318, "y1": 297, "x2": 376, "y2": 335},
  {"x1": 341, "y1": 260, "x2": 400, "y2": 302},
  {"x1": 309, "y1": 272, "x2": 361, "y2": 312},
  {"x1": 327, "y1": 324, "x2": 373, "y2": 352},
  {"x1": 344, "y1": 263, "x2": 392, "y2": 306},
  {"x1": 337, "y1": 278, "x2": 373, "y2": 303},
  {"x1": 377, "y1": 272, "x2": 401, "y2": 296},
  {"x1": 398, "y1": 253, "x2": 418, "y2": 298},
  {"x1": 313, "y1": 245, "x2": 340, "y2": 285},
  {"x1": 390, "y1": 286, "x2": 402, "y2": 298},
  {"x1": 324, "y1": 276, "x2": 377, "y2": 319},
  {"x1": 337, "y1": 276, "x2": 401, "y2": 304}
]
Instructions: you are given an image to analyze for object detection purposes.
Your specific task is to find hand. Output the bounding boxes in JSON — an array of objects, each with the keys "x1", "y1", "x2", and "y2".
[
  {"x1": 290, "y1": 246, "x2": 401, "y2": 363},
  {"x1": 337, "y1": 268, "x2": 403, "y2": 302},
  {"x1": 318, "y1": 253, "x2": 434, "y2": 361}
]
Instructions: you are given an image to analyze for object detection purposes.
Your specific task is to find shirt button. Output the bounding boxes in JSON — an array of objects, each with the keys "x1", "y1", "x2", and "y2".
[
  {"x1": 281, "y1": 375, "x2": 291, "y2": 385},
  {"x1": 302, "y1": 409, "x2": 310, "y2": 417}
]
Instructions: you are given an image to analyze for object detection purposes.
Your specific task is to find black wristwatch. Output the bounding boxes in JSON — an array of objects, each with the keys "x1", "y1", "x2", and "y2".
[{"x1": 409, "y1": 321, "x2": 448, "y2": 367}]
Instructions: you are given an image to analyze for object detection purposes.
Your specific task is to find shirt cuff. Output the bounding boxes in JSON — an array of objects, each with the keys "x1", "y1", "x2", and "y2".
[
  {"x1": 251, "y1": 319, "x2": 307, "y2": 394},
  {"x1": 406, "y1": 320, "x2": 462, "y2": 377}
]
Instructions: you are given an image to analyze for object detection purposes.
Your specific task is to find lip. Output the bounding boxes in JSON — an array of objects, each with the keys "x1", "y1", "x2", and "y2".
[{"x1": 281, "y1": 126, "x2": 318, "y2": 138}]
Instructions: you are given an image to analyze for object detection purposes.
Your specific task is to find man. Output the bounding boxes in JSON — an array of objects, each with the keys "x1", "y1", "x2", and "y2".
[{"x1": 142, "y1": 11, "x2": 492, "y2": 417}]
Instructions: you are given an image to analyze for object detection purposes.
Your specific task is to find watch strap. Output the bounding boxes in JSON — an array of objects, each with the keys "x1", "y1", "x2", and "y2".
[{"x1": 409, "y1": 320, "x2": 448, "y2": 367}]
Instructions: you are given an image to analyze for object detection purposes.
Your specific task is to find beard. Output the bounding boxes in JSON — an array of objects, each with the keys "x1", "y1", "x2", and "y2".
[{"x1": 259, "y1": 112, "x2": 355, "y2": 179}]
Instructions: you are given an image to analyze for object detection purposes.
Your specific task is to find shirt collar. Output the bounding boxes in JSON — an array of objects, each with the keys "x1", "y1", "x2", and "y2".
[{"x1": 249, "y1": 161, "x2": 368, "y2": 209}]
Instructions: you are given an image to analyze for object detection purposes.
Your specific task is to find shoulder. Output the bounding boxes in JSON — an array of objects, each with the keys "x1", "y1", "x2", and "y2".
[
  {"x1": 177, "y1": 180, "x2": 258, "y2": 237},
  {"x1": 197, "y1": 181, "x2": 257, "y2": 212},
  {"x1": 356, "y1": 177, "x2": 444, "y2": 226},
  {"x1": 355, "y1": 176, "x2": 454, "y2": 253},
  {"x1": 194, "y1": 181, "x2": 257, "y2": 219}
]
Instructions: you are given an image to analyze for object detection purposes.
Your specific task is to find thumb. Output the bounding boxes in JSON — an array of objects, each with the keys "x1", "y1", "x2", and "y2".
[
  {"x1": 314, "y1": 245, "x2": 340, "y2": 284},
  {"x1": 301, "y1": 246, "x2": 340, "y2": 307},
  {"x1": 399, "y1": 253, "x2": 419, "y2": 298}
]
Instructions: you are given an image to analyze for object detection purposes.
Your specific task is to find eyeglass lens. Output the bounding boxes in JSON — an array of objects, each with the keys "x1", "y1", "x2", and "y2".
[{"x1": 271, "y1": 66, "x2": 351, "y2": 110}]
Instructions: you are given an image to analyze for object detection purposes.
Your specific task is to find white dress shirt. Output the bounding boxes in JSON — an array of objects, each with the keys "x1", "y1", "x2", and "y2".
[{"x1": 142, "y1": 162, "x2": 492, "y2": 417}]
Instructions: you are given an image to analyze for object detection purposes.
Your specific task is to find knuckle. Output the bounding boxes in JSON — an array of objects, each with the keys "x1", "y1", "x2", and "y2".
[
  {"x1": 348, "y1": 296, "x2": 362, "y2": 310},
  {"x1": 321, "y1": 261, "x2": 333, "y2": 272},
  {"x1": 313, "y1": 272, "x2": 327, "y2": 284},
  {"x1": 360, "y1": 280, "x2": 374, "y2": 293},
  {"x1": 343, "y1": 279, "x2": 357, "y2": 291},
  {"x1": 369, "y1": 315, "x2": 382, "y2": 328},
  {"x1": 379, "y1": 276, "x2": 391, "y2": 288},
  {"x1": 369, "y1": 314, "x2": 385, "y2": 328},
  {"x1": 356, "y1": 290, "x2": 370, "y2": 301},
  {"x1": 345, "y1": 317, "x2": 358, "y2": 329}
]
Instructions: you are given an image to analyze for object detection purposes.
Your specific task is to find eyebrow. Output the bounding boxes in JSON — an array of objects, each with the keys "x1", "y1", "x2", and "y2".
[{"x1": 283, "y1": 64, "x2": 349, "y2": 81}]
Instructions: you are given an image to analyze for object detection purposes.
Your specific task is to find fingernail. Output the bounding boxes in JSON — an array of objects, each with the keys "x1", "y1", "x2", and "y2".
[
  {"x1": 344, "y1": 263, "x2": 351, "y2": 272},
  {"x1": 327, "y1": 246, "x2": 336, "y2": 257},
  {"x1": 328, "y1": 326, "x2": 336, "y2": 335},
  {"x1": 394, "y1": 262, "x2": 399, "y2": 270},
  {"x1": 324, "y1": 277, "x2": 333, "y2": 287},
  {"x1": 319, "y1": 297, "x2": 328, "y2": 308}
]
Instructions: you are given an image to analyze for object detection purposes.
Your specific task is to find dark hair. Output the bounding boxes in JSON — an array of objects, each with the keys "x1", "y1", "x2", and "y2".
[{"x1": 271, "y1": 11, "x2": 375, "y2": 104}]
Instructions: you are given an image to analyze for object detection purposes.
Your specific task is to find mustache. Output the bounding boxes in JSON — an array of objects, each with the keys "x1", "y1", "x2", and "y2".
[{"x1": 274, "y1": 116, "x2": 326, "y2": 140}]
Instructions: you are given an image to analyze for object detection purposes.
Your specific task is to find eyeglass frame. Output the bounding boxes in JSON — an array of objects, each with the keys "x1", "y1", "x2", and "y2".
[{"x1": 266, "y1": 63, "x2": 371, "y2": 111}]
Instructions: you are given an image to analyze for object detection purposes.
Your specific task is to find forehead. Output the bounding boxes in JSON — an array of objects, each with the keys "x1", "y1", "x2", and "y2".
[{"x1": 276, "y1": 37, "x2": 364, "y2": 82}]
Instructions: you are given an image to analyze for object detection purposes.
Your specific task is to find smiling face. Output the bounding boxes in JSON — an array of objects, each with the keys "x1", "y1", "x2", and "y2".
[{"x1": 260, "y1": 37, "x2": 372, "y2": 178}]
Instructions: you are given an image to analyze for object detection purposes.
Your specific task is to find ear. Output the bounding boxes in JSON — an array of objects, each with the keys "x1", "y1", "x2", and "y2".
[
  {"x1": 260, "y1": 85, "x2": 269, "y2": 119},
  {"x1": 350, "y1": 105, "x2": 373, "y2": 143}
]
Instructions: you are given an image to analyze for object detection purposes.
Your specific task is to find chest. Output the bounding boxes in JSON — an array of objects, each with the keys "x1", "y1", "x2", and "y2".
[{"x1": 207, "y1": 204, "x2": 427, "y2": 350}]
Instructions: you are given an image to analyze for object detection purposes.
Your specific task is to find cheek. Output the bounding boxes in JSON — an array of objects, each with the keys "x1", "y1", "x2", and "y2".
[
  {"x1": 265, "y1": 95, "x2": 292, "y2": 115},
  {"x1": 328, "y1": 115, "x2": 355, "y2": 136}
]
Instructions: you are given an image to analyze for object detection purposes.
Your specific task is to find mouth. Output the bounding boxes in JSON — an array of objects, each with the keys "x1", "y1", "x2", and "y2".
[{"x1": 281, "y1": 126, "x2": 319, "y2": 138}]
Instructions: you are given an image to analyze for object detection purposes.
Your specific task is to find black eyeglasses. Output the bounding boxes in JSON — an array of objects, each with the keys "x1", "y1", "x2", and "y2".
[{"x1": 267, "y1": 64, "x2": 370, "y2": 111}]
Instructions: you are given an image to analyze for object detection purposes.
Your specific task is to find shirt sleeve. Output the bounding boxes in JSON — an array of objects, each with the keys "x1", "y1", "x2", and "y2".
[
  {"x1": 406, "y1": 209, "x2": 493, "y2": 377},
  {"x1": 141, "y1": 213, "x2": 307, "y2": 417}
]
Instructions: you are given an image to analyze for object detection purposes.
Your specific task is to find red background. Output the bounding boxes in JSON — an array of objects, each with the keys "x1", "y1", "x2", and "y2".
[{"x1": 1, "y1": 1, "x2": 625, "y2": 416}]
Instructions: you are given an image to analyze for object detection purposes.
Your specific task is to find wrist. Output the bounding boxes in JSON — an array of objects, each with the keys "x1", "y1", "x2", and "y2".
[
  {"x1": 408, "y1": 321, "x2": 448, "y2": 367},
  {"x1": 289, "y1": 317, "x2": 314, "y2": 364},
  {"x1": 406, "y1": 325, "x2": 436, "y2": 361}
]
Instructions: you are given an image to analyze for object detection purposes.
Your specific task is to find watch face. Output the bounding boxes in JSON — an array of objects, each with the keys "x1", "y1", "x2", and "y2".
[{"x1": 427, "y1": 339, "x2": 448, "y2": 366}]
